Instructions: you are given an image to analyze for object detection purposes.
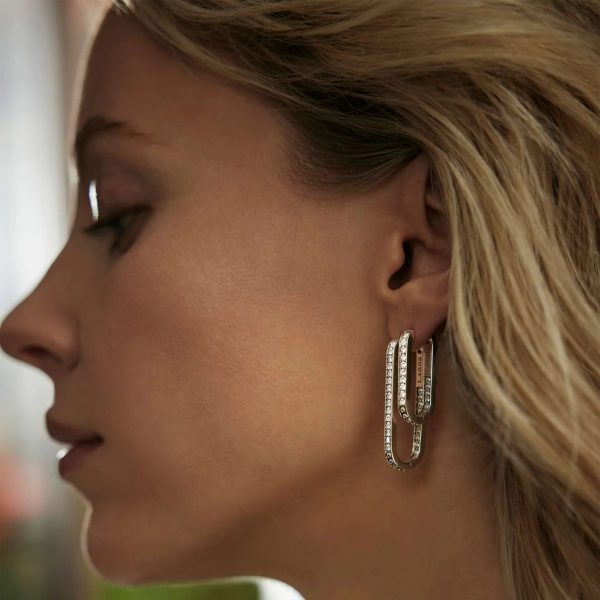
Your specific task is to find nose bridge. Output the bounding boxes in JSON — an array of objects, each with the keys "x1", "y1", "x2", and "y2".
[{"x1": 0, "y1": 245, "x2": 81, "y2": 377}]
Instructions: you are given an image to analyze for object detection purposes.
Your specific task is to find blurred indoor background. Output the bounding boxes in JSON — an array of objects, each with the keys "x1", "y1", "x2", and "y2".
[{"x1": 0, "y1": 1, "x2": 303, "y2": 599}]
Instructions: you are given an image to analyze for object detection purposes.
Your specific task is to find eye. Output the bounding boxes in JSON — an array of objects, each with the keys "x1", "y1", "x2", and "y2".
[
  {"x1": 80, "y1": 177, "x2": 149, "y2": 255},
  {"x1": 80, "y1": 178, "x2": 151, "y2": 254},
  {"x1": 82, "y1": 207, "x2": 148, "y2": 254}
]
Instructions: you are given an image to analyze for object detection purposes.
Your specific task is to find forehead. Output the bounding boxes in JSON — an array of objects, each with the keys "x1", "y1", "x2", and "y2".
[
  {"x1": 75, "y1": 10, "x2": 278, "y2": 152},
  {"x1": 78, "y1": 11, "x2": 179, "y2": 130}
]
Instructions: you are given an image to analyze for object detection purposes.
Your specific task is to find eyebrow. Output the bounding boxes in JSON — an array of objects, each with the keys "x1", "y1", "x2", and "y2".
[{"x1": 73, "y1": 115, "x2": 161, "y2": 173}]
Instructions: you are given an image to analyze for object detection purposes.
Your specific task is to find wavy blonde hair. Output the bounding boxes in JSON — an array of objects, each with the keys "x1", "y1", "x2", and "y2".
[{"x1": 110, "y1": 1, "x2": 600, "y2": 597}]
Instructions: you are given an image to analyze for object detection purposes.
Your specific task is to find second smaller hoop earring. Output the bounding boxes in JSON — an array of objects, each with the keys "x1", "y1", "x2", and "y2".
[{"x1": 384, "y1": 330, "x2": 436, "y2": 470}]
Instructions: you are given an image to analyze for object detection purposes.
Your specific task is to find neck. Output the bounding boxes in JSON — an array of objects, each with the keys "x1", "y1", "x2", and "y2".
[{"x1": 185, "y1": 346, "x2": 508, "y2": 599}]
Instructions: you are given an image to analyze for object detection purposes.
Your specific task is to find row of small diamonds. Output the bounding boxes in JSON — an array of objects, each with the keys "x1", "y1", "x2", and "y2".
[
  {"x1": 384, "y1": 340, "x2": 396, "y2": 467},
  {"x1": 417, "y1": 386, "x2": 425, "y2": 416},
  {"x1": 411, "y1": 423, "x2": 423, "y2": 456},
  {"x1": 385, "y1": 337, "x2": 423, "y2": 470},
  {"x1": 424, "y1": 375, "x2": 432, "y2": 413},
  {"x1": 412, "y1": 342, "x2": 432, "y2": 454},
  {"x1": 416, "y1": 342, "x2": 433, "y2": 418},
  {"x1": 396, "y1": 332, "x2": 411, "y2": 423}
]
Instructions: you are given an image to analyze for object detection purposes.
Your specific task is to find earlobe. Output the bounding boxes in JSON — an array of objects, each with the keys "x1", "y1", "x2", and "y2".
[
  {"x1": 382, "y1": 225, "x2": 450, "y2": 350},
  {"x1": 390, "y1": 269, "x2": 449, "y2": 349},
  {"x1": 383, "y1": 227, "x2": 450, "y2": 351}
]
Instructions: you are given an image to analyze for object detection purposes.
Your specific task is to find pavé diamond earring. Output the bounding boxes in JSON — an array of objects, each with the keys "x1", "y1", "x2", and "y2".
[{"x1": 384, "y1": 330, "x2": 436, "y2": 470}]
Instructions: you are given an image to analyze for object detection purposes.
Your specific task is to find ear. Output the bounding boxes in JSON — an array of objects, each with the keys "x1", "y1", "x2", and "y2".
[{"x1": 374, "y1": 153, "x2": 450, "y2": 349}]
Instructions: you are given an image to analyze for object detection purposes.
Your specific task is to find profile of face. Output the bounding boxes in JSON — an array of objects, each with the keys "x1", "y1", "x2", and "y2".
[{"x1": 0, "y1": 8, "x2": 452, "y2": 590}]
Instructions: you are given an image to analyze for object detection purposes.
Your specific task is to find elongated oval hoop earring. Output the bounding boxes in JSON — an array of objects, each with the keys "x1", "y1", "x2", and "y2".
[{"x1": 384, "y1": 330, "x2": 436, "y2": 470}]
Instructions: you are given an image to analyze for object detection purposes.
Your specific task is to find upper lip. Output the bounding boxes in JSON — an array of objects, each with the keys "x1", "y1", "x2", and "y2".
[{"x1": 46, "y1": 413, "x2": 103, "y2": 446}]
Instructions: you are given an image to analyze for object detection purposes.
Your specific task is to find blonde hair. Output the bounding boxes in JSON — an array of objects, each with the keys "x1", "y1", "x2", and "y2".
[{"x1": 110, "y1": 1, "x2": 600, "y2": 597}]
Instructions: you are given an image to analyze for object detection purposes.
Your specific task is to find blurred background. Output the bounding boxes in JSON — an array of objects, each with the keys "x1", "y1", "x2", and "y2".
[{"x1": 0, "y1": 1, "x2": 303, "y2": 599}]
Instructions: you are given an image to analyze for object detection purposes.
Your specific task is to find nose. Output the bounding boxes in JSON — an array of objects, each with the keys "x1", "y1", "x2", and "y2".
[{"x1": 0, "y1": 274, "x2": 79, "y2": 382}]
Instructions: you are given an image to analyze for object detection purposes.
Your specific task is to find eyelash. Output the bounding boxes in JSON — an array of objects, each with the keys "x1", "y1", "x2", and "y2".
[{"x1": 82, "y1": 207, "x2": 144, "y2": 253}]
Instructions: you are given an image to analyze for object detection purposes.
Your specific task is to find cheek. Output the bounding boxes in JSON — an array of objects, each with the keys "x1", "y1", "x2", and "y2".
[{"x1": 82, "y1": 204, "x2": 381, "y2": 569}]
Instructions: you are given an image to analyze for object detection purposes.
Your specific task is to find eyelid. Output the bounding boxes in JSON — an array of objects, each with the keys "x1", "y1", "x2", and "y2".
[
  {"x1": 78, "y1": 173, "x2": 152, "y2": 254},
  {"x1": 82, "y1": 205, "x2": 147, "y2": 233},
  {"x1": 80, "y1": 175, "x2": 138, "y2": 227},
  {"x1": 82, "y1": 206, "x2": 149, "y2": 256}
]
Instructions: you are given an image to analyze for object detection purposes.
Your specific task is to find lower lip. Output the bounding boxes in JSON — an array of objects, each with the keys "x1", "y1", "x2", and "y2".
[{"x1": 58, "y1": 440, "x2": 103, "y2": 477}]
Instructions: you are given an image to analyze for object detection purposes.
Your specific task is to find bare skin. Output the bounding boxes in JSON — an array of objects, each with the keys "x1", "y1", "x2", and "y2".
[{"x1": 0, "y1": 9, "x2": 506, "y2": 600}]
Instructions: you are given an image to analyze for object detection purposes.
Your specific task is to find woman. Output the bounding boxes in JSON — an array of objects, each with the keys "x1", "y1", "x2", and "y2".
[{"x1": 0, "y1": 1, "x2": 597, "y2": 598}]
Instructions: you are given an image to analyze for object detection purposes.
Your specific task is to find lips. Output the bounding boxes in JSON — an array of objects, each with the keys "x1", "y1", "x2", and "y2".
[
  {"x1": 45, "y1": 412, "x2": 103, "y2": 446},
  {"x1": 57, "y1": 438, "x2": 103, "y2": 478}
]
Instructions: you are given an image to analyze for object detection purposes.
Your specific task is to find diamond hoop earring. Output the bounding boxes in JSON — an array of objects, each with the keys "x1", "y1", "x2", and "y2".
[{"x1": 384, "y1": 330, "x2": 436, "y2": 470}]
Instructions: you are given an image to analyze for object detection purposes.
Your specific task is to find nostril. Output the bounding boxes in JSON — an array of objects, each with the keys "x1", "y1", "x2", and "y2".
[
  {"x1": 0, "y1": 309, "x2": 78, "y2": 374},
  {"x1": 15, "y1": 345, "x2": 60, "y2": 375},
  {"x1": 25, "y1": 346, "x2": 49, "y2": 358},
  {"x1": 22, "y1": 345, "x2": 52, "y2": 363}
]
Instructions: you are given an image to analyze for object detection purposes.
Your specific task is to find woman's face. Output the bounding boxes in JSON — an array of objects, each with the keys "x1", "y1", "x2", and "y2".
[{"x1": 0, "y1": 9, "x2": 443, "y2": 588}]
